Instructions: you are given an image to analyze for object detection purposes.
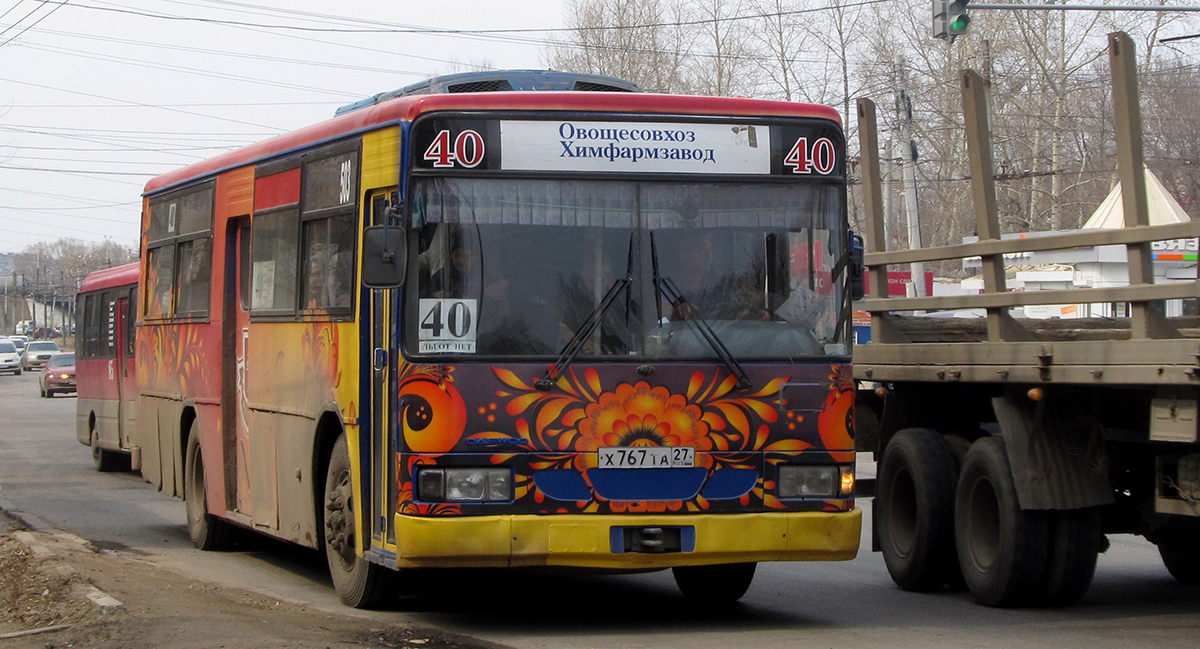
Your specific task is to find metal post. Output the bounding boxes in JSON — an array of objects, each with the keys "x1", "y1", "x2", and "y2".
[
  {"x1": 961, "y1": 69, "x2": 1034, "y2": 342},
  {"x1": 1110, "y1": 31, "x2": 1177, "y2": 339},
  {"x1": 857, "y1": 97, "x2": 908, "y2": 344}
]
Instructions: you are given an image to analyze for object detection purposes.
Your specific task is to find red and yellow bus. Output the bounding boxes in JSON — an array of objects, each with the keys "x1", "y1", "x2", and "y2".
[
  {"x1": 76, "y1": 262, "x2": 138, "y2": 472},
  {"x1": 135, "y1": 70, "x2": 862, "y2": 608}
]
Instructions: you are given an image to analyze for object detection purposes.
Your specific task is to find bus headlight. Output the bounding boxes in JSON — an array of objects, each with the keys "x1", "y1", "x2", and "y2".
[
  {"x1": 417, "y1": 468, "x2": 512, "y2": 503},
  {"x1": 777, "y1": 465, "x2": 854, "y2": 499}
]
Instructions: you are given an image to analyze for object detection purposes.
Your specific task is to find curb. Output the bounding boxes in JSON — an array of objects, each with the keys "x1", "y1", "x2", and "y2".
[{"x1": 9, "y1": 528, "x2": 125, "y2": 613}]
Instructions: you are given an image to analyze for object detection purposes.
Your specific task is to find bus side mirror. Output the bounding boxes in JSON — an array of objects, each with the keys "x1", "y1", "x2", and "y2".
[
  {"x1": 849, "y1": 232, "x2": 865, "y2": 301},
  {"x1": 361, "y1": 226, "x2": 406, "y2": 288}
]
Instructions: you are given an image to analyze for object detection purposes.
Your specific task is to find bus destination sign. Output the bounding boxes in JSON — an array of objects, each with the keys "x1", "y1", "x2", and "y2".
[{"x1": 412, "y1": 118, "x2": 843, "y2": 177}]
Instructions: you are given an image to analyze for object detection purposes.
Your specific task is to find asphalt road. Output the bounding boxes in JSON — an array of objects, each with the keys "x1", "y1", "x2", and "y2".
[{"x1": 1, "y1": 369, "x2": 1198, "y2": 649}]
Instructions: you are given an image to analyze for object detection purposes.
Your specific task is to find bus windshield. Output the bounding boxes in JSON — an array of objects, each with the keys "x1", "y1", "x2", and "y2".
[{"x1": 406, "y1": 176, "x2": 845, "y2": 360}]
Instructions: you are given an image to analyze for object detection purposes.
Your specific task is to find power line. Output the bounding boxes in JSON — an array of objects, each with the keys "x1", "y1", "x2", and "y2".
[
  {"x1": 0, "y1": 163, "x2": 154, "y2": 177},
  {"x1": 47, "y1": 0, "x2": 893, "y2": 35},
  {"x1": 0, "y1": 0, "x2": 66, "y2": 48},
  {"x1": 0, "y1": 75, "x2": 288, "y2": 131}
]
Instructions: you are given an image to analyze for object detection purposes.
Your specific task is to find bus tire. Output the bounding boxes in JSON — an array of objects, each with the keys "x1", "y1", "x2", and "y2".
[
  {"x1": 954, "y1": 435, "x2": 1048, "y2": 607},
  {"x1": 877, "y1": 427, "x2": 959, "y2": 592},
  {"x1": 324, "y1": 433, "x2": 394, "y2": 609},
  {"x1": 672, "y1": 562, "x2": 756, "y2": 605},
  {"x1": 92, "y1": 431, "x2": 121, "y2": 473},
  {"x1": 1036, "y1": 508, "x2": 1102, "y2": 606},
  {"x1": 1154, "y1": 531, "x2": 1200, "y2": 584},
  {"x1": 184, "y1": 425, "x2": 235, "y2": 550}
]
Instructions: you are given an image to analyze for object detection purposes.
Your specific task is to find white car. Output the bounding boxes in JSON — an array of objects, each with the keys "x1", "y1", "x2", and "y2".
[
  {"x1": 21, "y1": 340, "x2": 60, "y2": 371},
  {"x1": 0, "y1": 339, "x2": 21, "y2": 375}
]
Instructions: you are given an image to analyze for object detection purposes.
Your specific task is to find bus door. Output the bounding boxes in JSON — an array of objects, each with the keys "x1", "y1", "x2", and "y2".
[
  {"x1": 368, "y1": 189, "x2": 400, "y2": 545},
  {"x1": 221, "y1": 218, "x2": 253, "y2": 516},
  {"x1": 117, "y1": 289, "x2": 137, "y2": 451}
]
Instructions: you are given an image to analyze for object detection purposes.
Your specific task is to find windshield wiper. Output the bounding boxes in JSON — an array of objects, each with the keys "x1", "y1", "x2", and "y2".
[
  {"x1": 536, "y1": 277, "x2": 630, "y2": 391},
  {"x1": 650, "y1": 233, "x2": 753, "y2": 391}
]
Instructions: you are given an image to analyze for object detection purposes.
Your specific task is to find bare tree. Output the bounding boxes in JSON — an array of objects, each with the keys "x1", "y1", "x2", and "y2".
[
  {"x1": 683, "y1": 0, "x2": 759, "y2": 96},
  {"x1": 544, "y1": 0, "x2": 692, "y2": 92}
]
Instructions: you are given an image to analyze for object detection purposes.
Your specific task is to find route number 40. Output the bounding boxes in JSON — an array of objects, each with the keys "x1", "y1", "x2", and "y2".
[
  {"x1": 424, "y1": 129, "x2": 486, "y2": 168},
  {"x1": 784, "y1": 137, "x2": 837, "y2": 175}
]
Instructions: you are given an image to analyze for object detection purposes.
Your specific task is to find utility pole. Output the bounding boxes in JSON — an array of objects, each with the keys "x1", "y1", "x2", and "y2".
[
  {"x1": 883, "y1": 139, "x2": 894, "y2": 252},
  {"x1": 896, "y1": 55, "x2": 927, "y2": 297}
]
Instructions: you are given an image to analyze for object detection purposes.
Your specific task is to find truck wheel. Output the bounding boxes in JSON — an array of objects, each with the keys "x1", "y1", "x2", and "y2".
[
  {"x1": 324, "y1": 433, "x2": 395, "y2": 608},
  {"x1": 184, "y1": 425, "x2": 235, "y2": 550},
  {"x1": 1037, "y1": 508, "x2": 1103, "y2": 606},
  {"x1": 672, "y1": 562, "x2": 756, "y2": 605},
  {"x1": 955, "y1": 435, "x2": 1048, "y2": 607},
  {"x1": 877, "y1": 427, "x2": 959, "y2": 591},
  {"x1": 1155, "y1": 531, "x2": 1200, "y2": 584}
]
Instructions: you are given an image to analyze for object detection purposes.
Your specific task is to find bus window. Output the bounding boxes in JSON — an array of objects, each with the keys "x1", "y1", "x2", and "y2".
[
  {"x1": 145, "y1": 182, "x2": 214, "y2": 319},
  {"x1": 251, "y1": 208, "x2": 299, "y2": 312},
  {"x1": 145, "y1": 245, "x2": 175, "y2": 319},
  {"x1": 301, "y1": 213, "x2": 355, "y2": 311},
  {"x1": 175, "y1": 237, "x2": 212, "y2": 316}
]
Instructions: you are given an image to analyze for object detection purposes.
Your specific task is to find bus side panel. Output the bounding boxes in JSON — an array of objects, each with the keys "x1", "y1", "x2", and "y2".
[
  {"x1": 246, "y1": 408, "x2": 279, "y2": 531},
  {"x1": 75, "y1": 358, "x2": 118, "y2": 446},
  {"x1": 242, "y1": 319, "x2": 359, "y2": 537},
  {"x1": 276, "y1": 416, "x2": 319, "y2": 546},
  {"x1": 136, "y1": 395, "x2": 161, "y2": 488}
]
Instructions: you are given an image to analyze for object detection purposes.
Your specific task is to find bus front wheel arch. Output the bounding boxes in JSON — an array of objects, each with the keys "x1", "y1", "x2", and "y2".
[{"x1": 323, "y1": 432, "x2": 395, "y2": 609}]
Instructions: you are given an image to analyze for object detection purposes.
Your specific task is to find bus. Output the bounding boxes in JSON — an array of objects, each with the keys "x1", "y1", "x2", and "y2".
[
  {"x1": 76, "y1": 262, "x2": 138, "y2": 472},
  {"x1": 135, "y1": 70, "x2": 864, "y2": 608}
]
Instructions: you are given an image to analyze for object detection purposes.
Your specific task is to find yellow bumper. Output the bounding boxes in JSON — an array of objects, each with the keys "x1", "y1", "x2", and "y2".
[{"x1": 393, "y1": 509, "x2": 862, "y2": 569}]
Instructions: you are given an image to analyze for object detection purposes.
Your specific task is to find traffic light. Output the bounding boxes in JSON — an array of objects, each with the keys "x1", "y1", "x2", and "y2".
[
  {"x1": 948, "y1": 0, "x2": 971, "y2": 38},
  {"x1": 932, "y1": 0, "x2": 949, "y2": 41}
]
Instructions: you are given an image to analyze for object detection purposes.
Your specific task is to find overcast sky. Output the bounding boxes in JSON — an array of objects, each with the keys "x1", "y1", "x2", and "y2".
[{"x1": 0, "y1": 0, "x2": 566, "y2": 254}]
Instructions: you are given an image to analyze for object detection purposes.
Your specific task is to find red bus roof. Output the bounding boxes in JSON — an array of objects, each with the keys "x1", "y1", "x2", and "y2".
[
  {"x1": 78, "y1": 262, "x2": 139, "y2": 295},
  {"x1": 144, "y1": 91, "x2": 842, "y2": 196}
]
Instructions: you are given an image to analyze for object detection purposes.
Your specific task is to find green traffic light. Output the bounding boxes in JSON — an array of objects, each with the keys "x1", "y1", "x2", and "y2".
[{"x1": 950, "y1": 15, "x2": 970, "y2": 31}]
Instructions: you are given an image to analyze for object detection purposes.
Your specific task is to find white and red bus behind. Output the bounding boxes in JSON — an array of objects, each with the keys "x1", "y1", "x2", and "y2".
[{"x1": 76, "y1": 262, "x2": 138, "y2": 472}]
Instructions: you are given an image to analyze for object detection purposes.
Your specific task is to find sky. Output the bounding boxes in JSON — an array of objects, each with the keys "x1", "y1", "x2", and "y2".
[{"x1": 0, "y1": 0, "x2": 567, "y2": 254}]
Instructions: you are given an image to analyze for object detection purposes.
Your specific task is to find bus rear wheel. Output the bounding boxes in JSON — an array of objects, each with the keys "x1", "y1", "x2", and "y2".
[
  {"x1": 324, "y1": 433, "x2": 395, "y2": 609},
  {"x1": 184, "y1": 424, "x2": 235, "y2": 550},
  {"x1": 92, "y1": 430, "x2": 122, "y2": 473},
  {"x1": 672, "y1": 562, "x2": 756, "y2": 605}
]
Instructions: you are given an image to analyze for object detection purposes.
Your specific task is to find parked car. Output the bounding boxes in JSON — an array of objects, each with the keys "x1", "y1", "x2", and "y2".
[
  {"x1": 39, "y1": 352, "x2": 76, "y2": 397},
  {"x1": 0, "y1": 339, "x2": 20, "y2": 375},
  {"x1": 21, "y1": 340, "x2": 60, "y2": 370}
]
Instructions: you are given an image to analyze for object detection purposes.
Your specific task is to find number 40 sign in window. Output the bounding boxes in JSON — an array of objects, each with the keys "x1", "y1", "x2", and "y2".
[{"x1": 418, "y1": 298, "x2": 477, "y2": 354}]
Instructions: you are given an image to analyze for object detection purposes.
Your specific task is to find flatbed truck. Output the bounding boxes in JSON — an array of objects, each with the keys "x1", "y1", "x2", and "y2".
[{"x1": 854, "y1": 32, "x2": 1200, "y2": 607}]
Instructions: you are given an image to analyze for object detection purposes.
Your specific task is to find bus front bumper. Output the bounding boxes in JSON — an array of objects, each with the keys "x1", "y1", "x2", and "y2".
[{"x1": 393, "y1": 509, "x2": 862, "y2": 569}]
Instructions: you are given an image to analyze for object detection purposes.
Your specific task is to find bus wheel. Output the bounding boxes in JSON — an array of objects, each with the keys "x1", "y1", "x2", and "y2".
[
  {"x1": 1154, "y1": 530, "x2": 1200, "y2": 584},
  {"x1": 672, "y1": 562, "x2": 756, "y2": 605},
  {"x1": 324, "y1": 433, "x2": 394, "y2": 609},
  {"x1": 954, "y1": 435, "x2": 1048, "y2": 607},
  {"x1": 1036, "y1": 508, "x2": 1103, "y2": 606},
  {"x1": 184, "y1": 426, "x2": 235, "y2": 550},
  {"x1": 877, "y1": 427, "x2": 959, "y2": 591},
  {"x1": 92, "y1": 431, "x2": 121, "y2": 473}
]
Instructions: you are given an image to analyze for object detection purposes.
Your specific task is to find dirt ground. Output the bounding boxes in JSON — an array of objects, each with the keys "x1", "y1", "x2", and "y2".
[{"x1": 0, "y1": 512, "x2": 504, "y2": 649}]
